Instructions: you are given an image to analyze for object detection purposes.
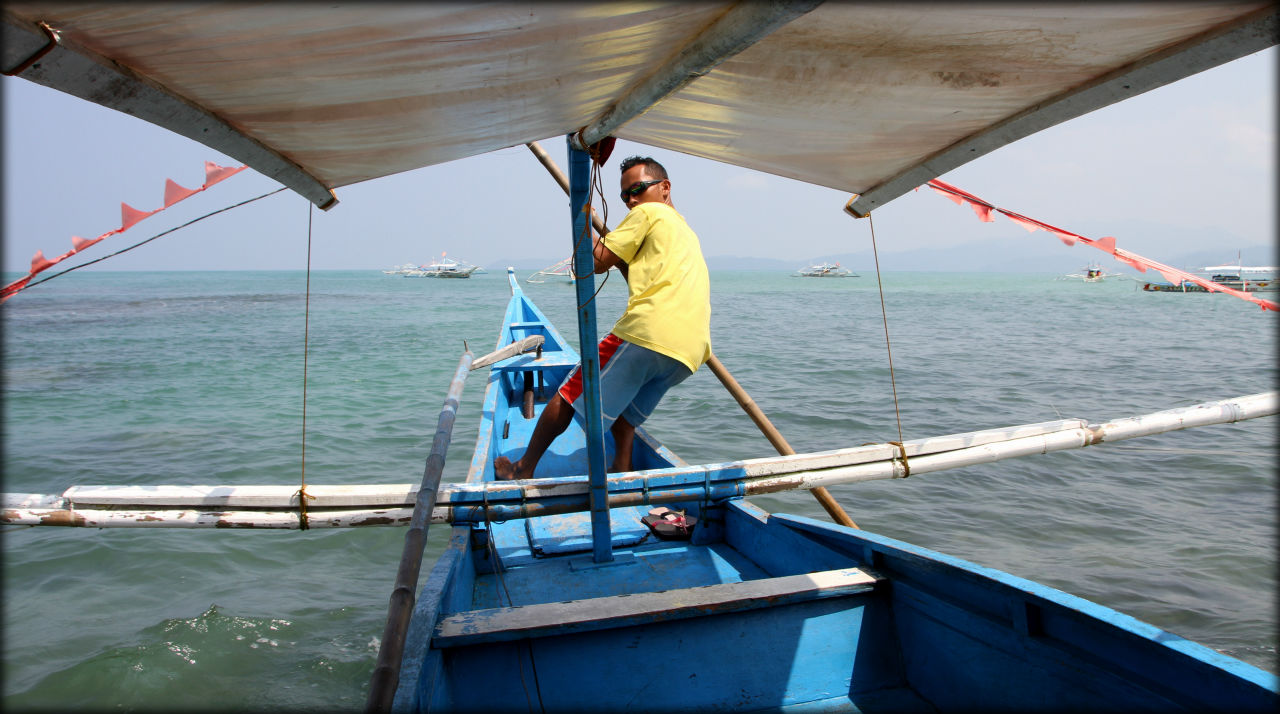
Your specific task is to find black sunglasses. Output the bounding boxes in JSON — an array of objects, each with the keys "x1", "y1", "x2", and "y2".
[{"x1": 620, "y1": 179, "x2": 664, "y2": 201}]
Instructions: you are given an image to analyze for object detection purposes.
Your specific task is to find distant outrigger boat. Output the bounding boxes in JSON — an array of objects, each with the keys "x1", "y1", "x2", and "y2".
[
  {"x1": 405, "y1": 254, "x2": 481, "y2": 279},
  {"x1": 527, "y1": 257, "x2": 618, "y2": 284},
  {"x1": 1143, "y1": 262, "x2": 1277, "y2": 294},
  {"x1": 1059, "y1": 262, "x2": 1122, "y2": 282},
  {"x1": 794, "y1": 261, "x2": 857, "y2": 277},
  {"x1": 526, "y1": 257, "x2": 573, "y2": 284},
  {"x1": 383, "y1": 263, "x2": 419, "y2": 275}
]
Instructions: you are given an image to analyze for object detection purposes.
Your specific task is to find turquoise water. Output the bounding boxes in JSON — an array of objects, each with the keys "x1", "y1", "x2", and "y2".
[{"x1": 3, "y1": 269, "x2": 1276, "y2": 710}]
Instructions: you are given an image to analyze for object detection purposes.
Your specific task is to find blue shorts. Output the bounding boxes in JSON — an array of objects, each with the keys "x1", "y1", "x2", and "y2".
[{"x1": 558, "y1": 334, "x2": 691, "y2": 427}]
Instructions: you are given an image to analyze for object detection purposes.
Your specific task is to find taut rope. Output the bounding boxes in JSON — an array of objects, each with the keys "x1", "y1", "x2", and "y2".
[
  {"x1": 297, "y1": 202, "x2": 316, "y2": 529},
  {"x1": 866, "y1": 213, "x2": 909, "y2": 475}
]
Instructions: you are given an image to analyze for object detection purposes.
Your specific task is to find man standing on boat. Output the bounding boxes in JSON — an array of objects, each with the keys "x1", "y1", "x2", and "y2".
[{"x1": 495, "y1": 156, "x2": 711, "y2": 480}]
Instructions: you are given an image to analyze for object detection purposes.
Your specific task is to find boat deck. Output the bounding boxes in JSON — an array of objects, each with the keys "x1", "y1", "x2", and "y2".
[{"x1": 473, "y1": 528, "x2": 771, "y2": 609}]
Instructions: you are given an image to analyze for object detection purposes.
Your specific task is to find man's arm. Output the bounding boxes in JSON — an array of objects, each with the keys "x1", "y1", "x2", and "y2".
[{"x1": 593, "y1": 236, "x2": 626, "y2": 277}]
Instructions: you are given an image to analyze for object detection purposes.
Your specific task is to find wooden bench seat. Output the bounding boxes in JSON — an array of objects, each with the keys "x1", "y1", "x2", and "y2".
[{"x1": 432, "y1": 566, "x2": 880, "y2": 648}]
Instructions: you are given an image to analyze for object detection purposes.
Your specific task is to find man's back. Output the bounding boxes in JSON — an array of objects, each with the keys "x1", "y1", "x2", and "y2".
[{"x1": 603, "y1": 201, "x2": 711, "y2": 372}]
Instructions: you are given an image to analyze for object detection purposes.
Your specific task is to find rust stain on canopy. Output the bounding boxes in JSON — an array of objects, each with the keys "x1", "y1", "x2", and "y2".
[{"x1": 2, "y1": 2, "x2": 1274, "y2": 211}]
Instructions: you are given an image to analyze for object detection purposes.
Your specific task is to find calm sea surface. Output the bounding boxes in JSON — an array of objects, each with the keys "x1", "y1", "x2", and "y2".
[{"x1": 3, "y1": 269, "x2": 1276, "y2": 710}]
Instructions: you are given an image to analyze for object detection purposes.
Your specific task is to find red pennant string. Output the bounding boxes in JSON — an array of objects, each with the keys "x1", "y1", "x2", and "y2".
[
  {"x1": 3, "y1": 160, "x2": 248, "y2": 301},
  {"x1": 1, "y1": 277, "x2": 32, "y2": 301},
  {"x1": 921, "y1": 179, "x2": 1279, "y2": 312},
  {"x1": 164, "y1": 179, "x2": 199, "y2": 207}
]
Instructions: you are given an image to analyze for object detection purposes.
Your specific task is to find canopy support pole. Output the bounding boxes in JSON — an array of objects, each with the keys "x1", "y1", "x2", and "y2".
[
  {"x1": 529, "y1": 139, "x2": 856, "y2": 528},
  {"x1": 566, "y1": 137, "x2": 613, "y2": 564}
]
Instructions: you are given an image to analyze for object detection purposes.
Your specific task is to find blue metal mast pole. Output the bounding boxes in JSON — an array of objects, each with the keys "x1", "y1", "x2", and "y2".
[{"x1": 566, "y1": 136, "x2": 613, "y2": 563}]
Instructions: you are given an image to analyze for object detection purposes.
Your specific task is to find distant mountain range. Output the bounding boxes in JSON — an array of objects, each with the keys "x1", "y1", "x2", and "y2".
[{"x1": 486, "y1": 240, "x2": 1275, "y2": 274}]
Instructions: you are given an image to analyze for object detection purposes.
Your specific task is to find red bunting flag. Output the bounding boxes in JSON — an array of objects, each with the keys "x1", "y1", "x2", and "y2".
[
  {"x1": 1051, "y1": 231, "x2": 1079, "y2": 247},
  {"x1": 120, "y1": 202, "x2": 156, "y2": 231},
  {"x1": 164, "y1": 179, "x2": 199, "y2": 207},
  {"x1": 922, "y1": 179, "x2": 1278, "y2": 312},
  {"x1": 2, "y1": 160, "x2": 249, "y2": 303},
  {"x1": 71, "y1": 235, "x2": 105, "y2": 252},
  {"x1": 930, "y1": 183, "x2": 965, "y2": 206},
  {"x1": 203, "y1": 161, "x2": 245, "y2": 187},
  {"x1": 29, "y1": 250, "x2": 54, "y2": 273}
]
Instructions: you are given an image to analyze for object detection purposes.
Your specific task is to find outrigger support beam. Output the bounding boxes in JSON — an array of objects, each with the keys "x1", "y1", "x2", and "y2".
[
  {"x1": 566, "y1": 137, "x2": 614, "y2": 563},
  {"x1": 6, "y1": 393, "x2": 1273, "y2": 528},
  {"x1": 571, "y1": 0, "x2": 824, "y2": 150}
]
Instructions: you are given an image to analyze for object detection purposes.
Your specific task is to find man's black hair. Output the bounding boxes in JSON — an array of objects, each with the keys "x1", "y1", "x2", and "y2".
[{"x1": 619, "y1": 156, "x2": 668, "y2": 180}]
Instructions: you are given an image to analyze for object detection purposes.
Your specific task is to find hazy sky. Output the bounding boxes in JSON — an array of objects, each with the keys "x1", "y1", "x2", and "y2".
[{"x1": 2, "y1": 47, "x2": 1275, "y2": 275}]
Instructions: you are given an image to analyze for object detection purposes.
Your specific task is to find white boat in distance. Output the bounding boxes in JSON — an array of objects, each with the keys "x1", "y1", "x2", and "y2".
[
  {"x1": 527, "y1": 257, "x2": 620, "y2": 284},
  {"x1": 1145, "y1": 262, "x2": 1278, "y2": 294},
  {"x1": 1059, "y1": 262, "x2": 1122, "y2": 282},
  {"x1": 526, "y1": 257, "x2": 573, "y2": 284},
  {"x1": 405, "y1": 254, "x2": 481, "y2": 278},
  {"x1": 1200, "y1": 263, "x2": 1277, "y2": 291},
  {"x1": 794, "y1": 261, "x2": 857, "y2": 277}
]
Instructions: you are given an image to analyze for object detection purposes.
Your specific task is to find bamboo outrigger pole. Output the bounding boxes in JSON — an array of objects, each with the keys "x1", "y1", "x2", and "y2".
[
  {"x1": 524, "y1": 141, "x2": 858, "y2": 527},
  {"x1": 7, "y1": 392, "x2": 1274, "y2": 529},
  {"x1": 365, "y1": 351, "x2": 471, "y2": 713}
]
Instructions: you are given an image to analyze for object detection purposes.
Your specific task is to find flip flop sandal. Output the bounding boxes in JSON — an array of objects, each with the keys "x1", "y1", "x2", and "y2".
[{"x1": 642, "y1": 510, "x2": 698, "y2": 540}]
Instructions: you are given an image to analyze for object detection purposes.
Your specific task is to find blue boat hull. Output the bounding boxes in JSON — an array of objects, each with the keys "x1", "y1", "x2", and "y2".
[{"x1": 393, "y1": 272, "x2": 1277, "y2": 712}]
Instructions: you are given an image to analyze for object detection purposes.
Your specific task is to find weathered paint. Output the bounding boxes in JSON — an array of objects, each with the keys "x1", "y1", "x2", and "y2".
[{"x1": 391, "y1": 273, "x2": 1277, "y2": 713}]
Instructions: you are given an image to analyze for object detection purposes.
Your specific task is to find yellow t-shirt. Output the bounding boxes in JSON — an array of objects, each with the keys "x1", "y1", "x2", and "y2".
[{"x1": 601, "y1": 202, "x2": 711, "y2": 372}]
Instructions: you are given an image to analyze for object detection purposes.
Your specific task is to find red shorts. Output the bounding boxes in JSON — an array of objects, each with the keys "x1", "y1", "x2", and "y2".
[
  {"x1": 557, "y1": 333, "x2": 691, "y2": 427},
  {"x1": 558, "y1": 334, "x2": 624, "y2": 404}
]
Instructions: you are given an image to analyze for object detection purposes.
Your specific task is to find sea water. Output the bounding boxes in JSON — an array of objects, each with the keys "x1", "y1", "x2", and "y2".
[{"x1": 2, "y1": 270, "x2": 1276, "y2": 710}]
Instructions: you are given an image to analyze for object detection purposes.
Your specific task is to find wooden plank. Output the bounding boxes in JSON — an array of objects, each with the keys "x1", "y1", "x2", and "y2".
[
  {"x1": 432, "y1": 567, "x2": 880, "y2": 648},
  {"x1": 469, "y1": 335, "x2": 545, "y2": 371}
]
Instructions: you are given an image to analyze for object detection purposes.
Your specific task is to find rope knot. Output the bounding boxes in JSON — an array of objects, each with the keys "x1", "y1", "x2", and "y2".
[
  {"x1": 887, "y1": 441, "x2": 910, "y2": 478},
  {"x1": 295, "y1": 486, "x2": 317, "y2": 530}
]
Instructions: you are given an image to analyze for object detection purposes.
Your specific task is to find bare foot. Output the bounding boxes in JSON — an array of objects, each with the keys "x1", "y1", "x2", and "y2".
[{"x1": 494, "y1": 456, "x2": 526, "y2": 481}]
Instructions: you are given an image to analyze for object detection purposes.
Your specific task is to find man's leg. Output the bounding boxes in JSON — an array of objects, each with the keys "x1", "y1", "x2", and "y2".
[
  {"x1": 494, "y1": 391, "x2": 575, "y2": 480},
  {"x1": 609, "y1": 415, "x2": 636, "y2": 473}
]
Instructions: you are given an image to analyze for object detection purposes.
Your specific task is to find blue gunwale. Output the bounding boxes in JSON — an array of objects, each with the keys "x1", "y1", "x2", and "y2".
[{"x1": 392, "y1": 269, "x2": 1278, "y2": 713}]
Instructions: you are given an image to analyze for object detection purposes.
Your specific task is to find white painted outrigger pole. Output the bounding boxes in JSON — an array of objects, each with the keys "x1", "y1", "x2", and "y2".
[{"x1": 4, "y1": 392, "x2": 1274, "y2": 529}]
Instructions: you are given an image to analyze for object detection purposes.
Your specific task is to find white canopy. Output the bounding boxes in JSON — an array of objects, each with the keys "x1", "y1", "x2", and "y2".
[{"x1": 3, "y1": 3, "x2": 1275, "y2": 212}]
